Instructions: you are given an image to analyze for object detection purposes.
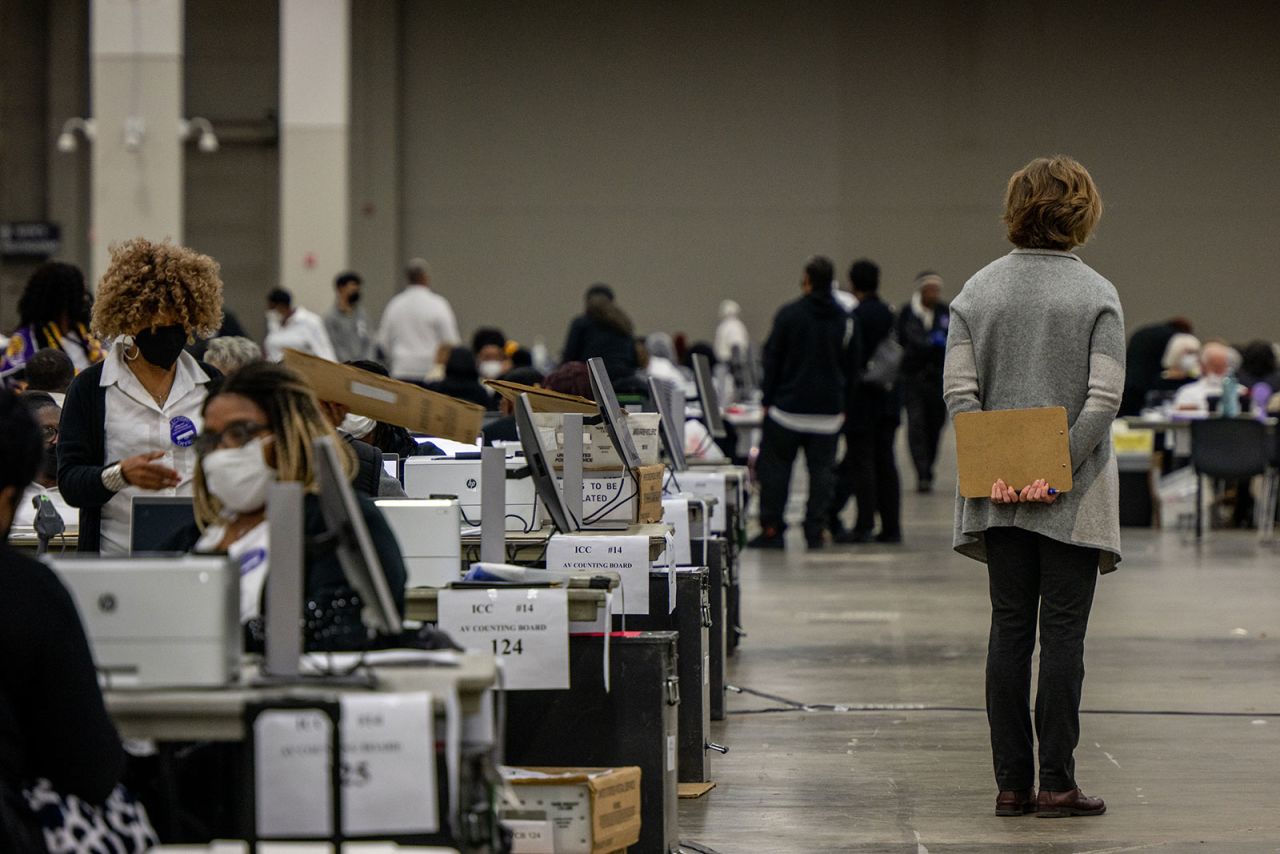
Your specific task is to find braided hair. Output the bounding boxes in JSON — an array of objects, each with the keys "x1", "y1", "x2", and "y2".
[{"x1": 193, "y1": 361, "x2": 355, "y2": 528}]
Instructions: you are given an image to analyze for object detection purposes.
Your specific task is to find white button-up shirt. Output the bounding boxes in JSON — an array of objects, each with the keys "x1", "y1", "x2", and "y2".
[
  {"x1": 98, "y1": 344, "x2": 214, "y2": 556},
  {"x1": 376, "y1": 286, "x2": 461, "y2": 380}
]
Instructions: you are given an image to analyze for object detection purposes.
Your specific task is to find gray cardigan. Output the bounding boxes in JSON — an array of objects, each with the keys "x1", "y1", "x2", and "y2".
[{"x1": 943, "y1": 249, "x2": 1125, "y2": 573}]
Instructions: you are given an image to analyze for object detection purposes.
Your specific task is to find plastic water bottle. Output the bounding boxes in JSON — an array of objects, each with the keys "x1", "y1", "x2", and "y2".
[{"x1": 1221, "y1": 374, "x2": 1240, "y2": 418}]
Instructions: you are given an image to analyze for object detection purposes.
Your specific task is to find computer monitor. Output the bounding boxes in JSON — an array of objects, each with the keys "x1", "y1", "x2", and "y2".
[
  {"x1": 647, "y1": 377, "x2": 688, "y2": 472},
  {"x1": 586, "y1": 357, "x2": 642, "y2": 468},
  {"x1": 129, "y1": 496, "x2": 195, "y2": 554},
  {"x1": 515, "y1": 393, "x2": 578, "y2": 533},
  {"x1": 381, "y1": 452, "x2": 400, "y2": 481},
  {"x1": 313, "y1": 436, "x2": 402, "y2": 636},
  {"x1": 692, "y1": 353, "x2": 727, "y2": 439}
]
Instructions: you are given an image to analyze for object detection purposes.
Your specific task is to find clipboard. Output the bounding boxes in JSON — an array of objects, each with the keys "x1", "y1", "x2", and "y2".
[{"x1": 954, "y1": 406, "x2": 1072, "y2": 498}]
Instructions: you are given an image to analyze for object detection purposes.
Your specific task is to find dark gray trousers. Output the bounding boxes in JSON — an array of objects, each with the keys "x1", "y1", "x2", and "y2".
[
  {"x1": 903, "y1": 379, "x2": 947, "y2": 483},
  {"x1": 984, "y1": 526, "x2": 1099, "y2": 792}
]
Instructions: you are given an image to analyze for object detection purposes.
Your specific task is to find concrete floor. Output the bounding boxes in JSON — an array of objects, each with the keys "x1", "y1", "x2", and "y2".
[{"x1": 680, "y1": 438, "x2": 1280, "y2": 853}]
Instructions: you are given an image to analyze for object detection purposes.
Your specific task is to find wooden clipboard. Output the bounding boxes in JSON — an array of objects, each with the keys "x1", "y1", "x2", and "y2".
[{"x1": 954, "y1": 406, "x2": 1072, "y2": 498}]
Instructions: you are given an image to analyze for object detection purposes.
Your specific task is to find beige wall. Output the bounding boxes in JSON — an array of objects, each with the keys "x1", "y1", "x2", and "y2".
[{"x1": 397, "y1": 0, "x2": 1280, "y2": 353}]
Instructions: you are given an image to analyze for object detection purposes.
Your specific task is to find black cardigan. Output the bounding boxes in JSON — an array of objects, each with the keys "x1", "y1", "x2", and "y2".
[{"x1": 57, "y1": 360, "x2": 221, "y2": 553}]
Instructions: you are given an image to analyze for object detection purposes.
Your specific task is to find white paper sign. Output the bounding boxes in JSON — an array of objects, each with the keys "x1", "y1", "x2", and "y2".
[
  {"x1": 340, "y1": 692, "x2": 438, "y2": 835},
  {"x1": 253, "y1": 708, "x2": 333, "y2": 837},
  {"x1": 547, "y1": 534, "x2": 649, "y2": 615},
  {"x1": 439, "y1": 588, "x2": 570, "y2": 690},
  {"x1": 656, "y1": 498, "x2": 692, "y2": 567},
  {"x1": 666, "y1": 471, "x2": 728, "y2": 533}
]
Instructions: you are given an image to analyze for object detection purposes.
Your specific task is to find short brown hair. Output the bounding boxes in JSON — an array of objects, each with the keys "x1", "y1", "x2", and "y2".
[
  {"x1": 92, "y1": 237, "x2": 224, "y2": 339},
  {"x1": 1002, "y1": 156, "x2": 1102, "y2": 251}
]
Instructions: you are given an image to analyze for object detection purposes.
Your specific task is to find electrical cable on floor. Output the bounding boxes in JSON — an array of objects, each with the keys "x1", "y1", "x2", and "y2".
[{"x1": 725, "y1": 684, "x2": 1280, "y2": 718}]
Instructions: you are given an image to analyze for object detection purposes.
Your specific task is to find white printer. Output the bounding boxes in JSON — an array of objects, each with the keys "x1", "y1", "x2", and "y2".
[
  {"x1": 47, "y1": 555, "x2": 240, "y2": 688},
  {"x1": 403, "y1": 455, "x2": 540, "y2": 532},
  {"x1": 375, "y1": 498, "x2": 463, "y2": 588}
]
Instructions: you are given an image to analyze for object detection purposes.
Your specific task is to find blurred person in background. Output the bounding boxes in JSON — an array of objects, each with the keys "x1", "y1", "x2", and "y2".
[
  {"x1": 264, "y1": 288, "x2": 336, "y2": 362},
  {"x1": 481, "y1": 365, "x2": 549, "y2": 445},
  {"x1": 13, "y1": 392, "x2": 75, "y2": 530},
  {"x1": 714, "y1": 300, "x2": 750, "y2": 365},
  {"x1": 58, "y1": 237, "x2": 224, "y2": 555},
  {"x1": 22, "y1": 347, "x2": 75, "y2": 406},
  {"x1": 428, "y1": 346, "x2": 496, "y2": 409},
  {"x1": 473, "y1": 327, "x2": 509, "y2": 380},
  {"x1": 1119, "y1": 318, "x2": 1193, "y2": 416},
  {"x1": 562, "y1": 284, "x2": 638, "y2": 382},
  {"x1": 324, "y1": 271, "x2": 376, "y2": 363},
  {"x1": 897, "y1": 271, "x2": 950, "y2": 493},
  {"x1": 378, "y1": 258, "x2": 461, "y2": 381},
  {"x1": 1173, "y1": 341, "x2": 1237, "y2": 412},
  {"x1": 2, "y1": 261, "x2": 102, "y2": 386},
  {"x1": 204, "y1": 336, "x2": 263, "y2": 376}
]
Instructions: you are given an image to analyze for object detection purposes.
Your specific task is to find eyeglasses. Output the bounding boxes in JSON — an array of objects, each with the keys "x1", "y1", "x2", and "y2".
[
  {"x1": 194, "y1": 421, "x2": 270, "y2": 456},
  {"x1": 39, "y1": 425, "x2": 59, "y2": 443}
]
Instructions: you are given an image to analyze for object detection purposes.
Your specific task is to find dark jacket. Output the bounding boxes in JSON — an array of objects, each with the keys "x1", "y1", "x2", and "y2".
[
  {"x1": 562, "y1": 315, "x2": 638, "y2": 381},
  {"x1": 1120, "y1": 322, "x2": 1179, "y2": 416},
  {"x1": 849, "y1": 295, "x2": 901, "y2": 429},
  {"x1": 896, "y1": 300, "x2": 950, "y2": 385},
  {"x1": 761, "y1": 289, "x2": 858, "y2": 416},
  {"x1": 57, "y1": 360, "x2": 221, "y2": 553},
  {"x1": 346, "y1": 433, "x2": 385, "y2": 497},
  {"x1": 0, "y1": 545, "x2": 124, "y2": 806},
  {"x1": 165, "y1": 493, "x2": 408, "y2": 651}
]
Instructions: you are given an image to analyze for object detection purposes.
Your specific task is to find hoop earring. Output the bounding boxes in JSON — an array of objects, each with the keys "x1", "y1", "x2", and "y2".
[{"x1": 123, "y1": 336, "x2": 139, "y2": 361}]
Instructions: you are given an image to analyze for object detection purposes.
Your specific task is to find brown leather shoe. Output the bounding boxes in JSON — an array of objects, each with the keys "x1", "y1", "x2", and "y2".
[
  {"x1": 994, "y1": 788, "x2": 1036, "y2": 816},
  {"x1": 1036, "y1": 788, "x2": 1106, "y2": 818}
]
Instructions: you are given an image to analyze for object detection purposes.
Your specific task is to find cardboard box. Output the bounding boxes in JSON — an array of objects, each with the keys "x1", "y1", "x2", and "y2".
[
  {"x1": 283, "y1": 349, "x2": 485, "y2": 443},
  {"x1": 501, "y1": 766, "x2": 641, "y2": 854},
  {"x1": 532, "y1": 412, "x2": 662, "y2": 471},
  {"x1": 557, "y1": 464, "x2": 665, "y2": 527},
  {"x1": 486, "y1": 379, "x2": 598, "y2": 415}
]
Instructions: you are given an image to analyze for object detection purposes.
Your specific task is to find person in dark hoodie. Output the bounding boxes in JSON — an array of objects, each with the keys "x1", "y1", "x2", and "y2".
[
  {"x1": 830, "y1": 258, "x2": 903, "y2": 544},
  {"x1": 561, "y1": 284, "x2": 638, "y2": 381},
  {"x1": 750, "y1": 255, "x2": 859, "y2": 550},
  {"x1": 427, "y1": 346, "x2": 498, "y2": 410}
]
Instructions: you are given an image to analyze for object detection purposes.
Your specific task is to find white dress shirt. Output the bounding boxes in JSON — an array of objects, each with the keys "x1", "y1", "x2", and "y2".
[
  {"x1": 265, "y1": 306, "x2": 338, "y2": 362},
  {"x1": 98, "y1": 345, "x2": 213, "y2": 556},
  {"x1": 376, "y1": 285, "x2": 461, "y2": 380}
]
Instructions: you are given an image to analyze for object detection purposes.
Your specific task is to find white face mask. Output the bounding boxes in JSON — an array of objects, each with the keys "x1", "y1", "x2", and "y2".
[
  {"x1": 1180, "y1": 353, "x2": 1200, "y2": 375},
  {"x1": 202, "y1": 436, "x2": 276, "y2": 515},
  {"x1": 339, "y1": 412, "x2": 376, "y2": 439},
  {"x1": 478, "y1": 360, "x2": 504, "y2": 380}
]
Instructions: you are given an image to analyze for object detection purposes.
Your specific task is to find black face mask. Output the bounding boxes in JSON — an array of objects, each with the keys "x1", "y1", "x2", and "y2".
[
  {"x1": 135, "y1": 324, "x2": 187, "y2": 368},
  {"x1": 40, "y1": 445, "x2": 58, "y2": 482},
  {"x1": 347, "y1": 290, "x2": 361, "y2": 305}
]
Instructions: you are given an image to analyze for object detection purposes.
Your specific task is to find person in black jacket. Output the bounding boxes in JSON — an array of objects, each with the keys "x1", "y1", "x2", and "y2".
[
  {"x1": 0, "y1": 389, "x2": 126, "y2": 848},
  {"x1": 897, "y1": 271, "x2": 950, "y2": 493},
  {"x1": 561, "y1": 284, "x2": 639, "y2": 382},
  {"x1": 750, "y1": 256, "x2": 859, "y2": 550},
  {"x1": 172, "y1": 361, "x2": 408, "y2": 651},
  {"x1": 427, "y1": 347, "x2": 497, "y2": 410},
  {"x1": 57, "y1": 238, "x2": 224, "y2": 554},
  {"x1": 831, "y1": 259, "x2": 903, "y2": 543}
]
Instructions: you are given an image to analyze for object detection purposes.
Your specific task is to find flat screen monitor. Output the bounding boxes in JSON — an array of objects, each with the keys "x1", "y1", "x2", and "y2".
[
  {"x1": 129, "y1": 496, "x2": 195, "y2": 555},
  {"x1": 313, "y1": 436, "x2": 402, "y2": 636},
  {"x1": 586, "y1": 357, "x2": 642, "y2": 469},
  {"x1": 692, "y1": 353, "x2": 727, "y2": 439},
  {"x1": 381, "y1": 452, "x2": 400, "y2": 481},
  {"x1": 647, "y1": 376, "x2": 688, "y2": 472},
  {"x1": 514, "y1": 393, "x2": 578, "y2": 533}
]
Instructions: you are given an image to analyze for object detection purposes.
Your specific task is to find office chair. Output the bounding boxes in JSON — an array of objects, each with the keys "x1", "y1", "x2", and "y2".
[
  {"x1": 1259, "y1": 428, "x2": 1280, "y2": 543},
  {"x1": 1189, "y1": 419, "x2": 1269, "y2": 542}
]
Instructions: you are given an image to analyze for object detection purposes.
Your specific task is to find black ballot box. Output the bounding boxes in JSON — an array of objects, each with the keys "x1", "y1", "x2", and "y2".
[{"x1": 504, "y1": 631, "x2": 680, "y2": 854}]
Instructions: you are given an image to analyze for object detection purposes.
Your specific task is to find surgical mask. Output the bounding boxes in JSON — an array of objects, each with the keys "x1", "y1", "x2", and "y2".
[
  {"x1": 135, "y1": 324, "x2": 187, "y2": 369},
  {"x1": 339, "y1": 412, "x2": 376, "y2": 439},
  {"x1": 478, "y1": 360, "x2": 504, "y2": 380},
  {"x1": 201, "y1": 436, "x2": 275, "y2": 514},
  {"x1": 1180, "y1": 354, "x2": 1199, "y2": 375}
]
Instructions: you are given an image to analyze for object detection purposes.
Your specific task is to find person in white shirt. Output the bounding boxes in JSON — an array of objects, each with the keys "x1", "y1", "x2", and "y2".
[
  {"x1": 263, "y1": 288, "x2": 337, "y2": 362},
  {"x1": 14, "y1": 392, "x2": 76, "y2": 531},
  {"x1": 57, "y1": 237, "x2": 224, "y2": 555},
  {"x1": 376, "y1": 258, "x2": 461, "y2": 381},
  {"x1": 714, "y1": 300, "x2": 751, "y2": 365},
  {"x1": 1173, "y1": 341, "x2": 1235, "y2": 413}
]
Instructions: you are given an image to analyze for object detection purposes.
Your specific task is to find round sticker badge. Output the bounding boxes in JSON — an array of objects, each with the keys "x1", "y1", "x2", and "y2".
[{"x1": 170, "y1": 415, "x2": 197, "y2": 448}]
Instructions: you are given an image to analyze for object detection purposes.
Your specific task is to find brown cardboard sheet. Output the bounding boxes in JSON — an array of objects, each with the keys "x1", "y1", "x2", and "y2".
[{"x1": 954, "y1": 406, "x2": 1073, "y2": 498}]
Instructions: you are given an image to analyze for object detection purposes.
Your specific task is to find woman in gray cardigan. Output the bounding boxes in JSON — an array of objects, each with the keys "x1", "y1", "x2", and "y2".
[{"x1": 943, "y1": 156, "x2": 1123, "y2": 819}]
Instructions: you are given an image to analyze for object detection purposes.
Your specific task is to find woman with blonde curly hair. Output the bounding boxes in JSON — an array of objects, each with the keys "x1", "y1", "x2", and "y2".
[{"x1": 57, "y1": 237, "x2": 224, "y2": 554}]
